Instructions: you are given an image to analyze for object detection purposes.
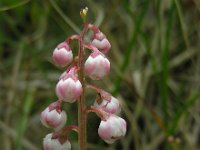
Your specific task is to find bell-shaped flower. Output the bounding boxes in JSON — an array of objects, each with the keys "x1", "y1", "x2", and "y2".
[
  {"x1": 98, "y1": 115, "x2": 126, "y2": 144},
  {"x1": 56, "y1": 67, "x2": 82, "y2": 103},
  {"x1": 52, "y1": 42, "x2": 73, "y2": 67},
  {"x1": 94, "y1": 96, "x2": 121, "y2": 114},
  {"x1": 40, "y1": 101, "x2": 67, "y2": 130},
  {"x1": 91, "y1": 31, "x2": 111, "y2": 54},
  {"x1": 43, "y1": 133, "x2": 71, "y2": 150},
  {"x1": 85, "y1": 51, "x2": 110, "y2": 80}
]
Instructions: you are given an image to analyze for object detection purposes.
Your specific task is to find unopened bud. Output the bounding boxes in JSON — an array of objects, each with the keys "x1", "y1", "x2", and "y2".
[
  {"x1": 40, "y1": 106, "x2": 67, "y2": 130},
  {"x1": 56, "y1": 68, "x2": 82, "y2": 102},
  {"x1": 91, "y1": 31, "x2": 111, "y2": 54},
  {"x1": 94, "y1": 96, "x2": 121, "y2": 114},
  {"x1": 43, "y1": 133, "x2": 71, "y2": 150},
  {"x1": 52, "y1": 42, "x2": 73, "y2": 67},
  {"x1": 85, "y1": 51, "x2": 110, "y2": 80},
  {"x1": 98, "y1": 115, "x2": 126, "y2": 144}
]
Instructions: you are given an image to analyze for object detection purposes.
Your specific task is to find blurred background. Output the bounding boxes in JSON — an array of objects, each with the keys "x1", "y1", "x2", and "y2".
[{"x1": 0, "y1": 0, "x2": 200, "y2": 150}]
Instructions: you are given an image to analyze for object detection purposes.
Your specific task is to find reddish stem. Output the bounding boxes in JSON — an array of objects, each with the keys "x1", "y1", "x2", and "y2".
[
  {"x1": 83, "y1": 44, "x2": 99, "y2": 52},
  {"x1": 86, "y1": 84, "x2": 101, "y2": 93},
  {"x1": 87, "y1": 84, "x2": 112, "y2": 101},
  {"x1": 52, "y1": 125, "x2": 78, "y2": 145},
  {"x1": 86, "y1": 107, "x2": 109, "y2": 121},
  {"x1": 65, "y1": 34, "x2": 80, "y2": 43},
  {"x1": 53, "y1": 125, "x2": 79, "y2": 139},
  {"x1": 62, "y1": 125, "x2": 79, "y2": 133},
  {"x1": 77, "y1": 22, "x2": 88, "y2": 150}
]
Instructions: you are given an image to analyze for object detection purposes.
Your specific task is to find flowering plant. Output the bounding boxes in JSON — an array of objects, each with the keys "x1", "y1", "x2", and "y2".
[{"x1": 41, "y1": 7, "x2": 126, "y2": 150}]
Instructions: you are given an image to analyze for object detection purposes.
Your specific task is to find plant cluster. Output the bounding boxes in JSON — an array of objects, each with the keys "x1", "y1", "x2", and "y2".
[{"x1": 40, "y1": 8, "x2": 126, "y2": 150}]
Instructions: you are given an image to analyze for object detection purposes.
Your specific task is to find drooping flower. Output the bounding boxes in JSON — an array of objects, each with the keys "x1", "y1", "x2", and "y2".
[
  {"x1": 56, "y1": 67, "x2": 82, "y2": 103},
  {"x1": 94, "y1": 96, "x2": 121, "y2": 114},
  {"x1": 43, "y1": 133, "x2": 71, "y2": 150},
  {"x1": 41, "y1": 101, "x2": 67, "y2": 130},
  {"x1": 52, "y1": 42, "x2": 73, "y2": 67},
  {"x1": 85, "y1": 51, "x2": 110, "y2": 80},
  {"x1": 91, "y1": 31, "x2": 111, "y2": 54},
  {"x1": 98, "y1": 115, "x2": 126, "y2": 144}
]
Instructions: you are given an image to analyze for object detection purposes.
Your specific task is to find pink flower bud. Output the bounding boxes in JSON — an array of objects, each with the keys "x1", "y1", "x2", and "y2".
[
  {"x1": 56, "y1": 68, "x2": 82, "y2": 102},
  {"x1": 94, "y1": 96, "x2": 121, "y2": 114},
  {"x1": 85, "y1": 51, "x2": 110, "y2": 80},
  {"x1": 41, "y1": 107, "x2": 67, "y2": 130},
  {"x1": 52, "y1": 42, "x2": 73, "y2": 67},
  {"x1": 43, "y1": 133, "x2": 71, "y2": 150},
  {"x1": 98, "y1": 115, "x2": 126, "y2": 144},
  {"x1": 91, "y1": 31, "x2": 111, "y2": 54}
]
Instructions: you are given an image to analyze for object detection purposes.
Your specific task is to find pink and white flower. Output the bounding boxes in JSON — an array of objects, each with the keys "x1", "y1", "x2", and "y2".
[
  {"x1": 94, "y1": 96, "x2": 121, "y2": 114},
  {"x1": 52, "y1": 42, "x2": 73, "y2": 67},
  {"x1": 91, "y1": 31, "x2": 111, "y2": 54},
  {"x1": 98, "y1": 115, "x2": 126, "y2": 144},
  {"x1": 85, "y1": 51, "x2": 110, "y2": 80},
  {"x1": 56, "y1": 68, "x2": 82, "y2": 102},
  {"x1": 43, "y1": 133, "x2": 71, "y2": 150},
  {"x1": 41, "y1": 106, "x2": 67, "y2": 130}
]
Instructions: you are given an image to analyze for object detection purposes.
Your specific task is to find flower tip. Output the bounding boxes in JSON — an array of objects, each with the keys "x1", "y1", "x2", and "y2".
[{"x1": 80, "y1": 7, "x2": 88, "y2": 19}]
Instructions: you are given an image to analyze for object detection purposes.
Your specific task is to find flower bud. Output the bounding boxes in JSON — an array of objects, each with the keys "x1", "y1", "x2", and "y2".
[
  {"x1": 98, "y1": 115, "x2": 126, "y2": 144},
  {"x1": 52, "y1": 42, "x2": 73, "y2": 67},
  {"x1": 94, "y1": 96, "x2": 121, "y2": 114},
  {"x1": 85, "y1": 51, "x2": 110, "y2": 80},
  {"x1": 91, "y1": 31, "x2": 111, "y2": 54},
  {"x1": 56, "y1": 68, "x2": 82, "y2": 102},
  {"x1": 43, "y1": 133, "x2": 71, "y2": 150},
  {"x1": 41, "y1": 105, "x2": 67, "y2": 130}
]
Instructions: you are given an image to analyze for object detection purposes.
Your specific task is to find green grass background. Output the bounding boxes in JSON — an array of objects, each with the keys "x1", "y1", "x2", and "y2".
[{"x1": 0, "y1": 0, "x2": 200, "y2": 150}]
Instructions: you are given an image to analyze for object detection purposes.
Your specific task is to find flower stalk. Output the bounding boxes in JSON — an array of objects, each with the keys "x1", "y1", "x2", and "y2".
[{"x1": 77, "y1": 22, "x2": 88, "y2": 150}]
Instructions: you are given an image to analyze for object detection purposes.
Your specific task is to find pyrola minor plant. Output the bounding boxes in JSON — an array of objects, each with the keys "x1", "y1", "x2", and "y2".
[{"x1": 41, "y1": 7, "x2": 126, "y2": 150}]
